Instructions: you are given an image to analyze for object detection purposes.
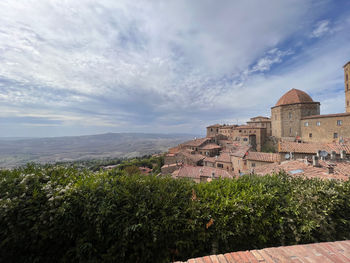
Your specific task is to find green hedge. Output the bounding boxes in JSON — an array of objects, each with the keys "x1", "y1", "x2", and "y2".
[{"x1": 1, "y1": 164, "x2": 350, "y2": 262}]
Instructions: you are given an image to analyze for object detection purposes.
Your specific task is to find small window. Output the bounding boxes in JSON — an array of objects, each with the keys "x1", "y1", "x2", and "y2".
[
  {"x1": 334, "y1": 133, "x2": 338, "y2": 139},
  {"x1": 316, "y1": 121, "x2": 321, "y2": 126},
  {"x1": 216, "y1": 129, "x2": 218, "y2": 132},
  {"x1": 210, "y1": 128, "x2": 213, "y2": 132},
  {"x1": 217, "y1": 163, "x2": 223, "y2": 168},
  {"x1": 337, "y1": 120, "x2": 342, "y2": 126},
  {"x1": 251, "y1": 163, "x2": 256, "y2": 167},
  {"x1": 309, "y1": 133, "x2": 312, "y2": 138},
  {"x1": 289, "y1": 112, "x2": 292, "y2": 119},
  {"x1": 243, "y1": 138, "x2": 248, "y2": 141},
  {"x1": 304, "y1": 122, "x2": 309, "y2": 127},
  {"x1": 289, "y1": 127, "x2": 292, "y2": 135}
]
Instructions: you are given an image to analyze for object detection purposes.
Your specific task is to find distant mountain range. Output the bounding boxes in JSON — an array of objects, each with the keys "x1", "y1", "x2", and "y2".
[{"x1": 0, "y1": 133, "x2": 198, "y2": 168}]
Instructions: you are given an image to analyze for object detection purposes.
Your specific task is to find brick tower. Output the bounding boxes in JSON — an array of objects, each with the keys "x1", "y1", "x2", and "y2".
[{"x1": 344, "y1": 62, "x2": 350, "y2": 112}]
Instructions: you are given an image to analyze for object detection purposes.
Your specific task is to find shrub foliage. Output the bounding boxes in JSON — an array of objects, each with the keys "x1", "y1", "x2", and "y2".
[{"x1": 1, "y1": 164, "x2": 350, "y2": 262}]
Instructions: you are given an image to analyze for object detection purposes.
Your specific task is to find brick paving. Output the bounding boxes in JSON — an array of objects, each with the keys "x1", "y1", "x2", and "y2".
[{"x1": 174, "y1": 240, "x2": 350, "y2": 263}]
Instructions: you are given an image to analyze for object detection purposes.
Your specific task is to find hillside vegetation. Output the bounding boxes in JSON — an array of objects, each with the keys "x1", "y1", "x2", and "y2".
[{"x1": 1, "y1": 163, "x2": 350, "y2": 262}]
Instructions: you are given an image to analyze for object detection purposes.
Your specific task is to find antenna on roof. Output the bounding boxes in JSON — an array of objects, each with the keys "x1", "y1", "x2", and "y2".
[
  {"x1": 320, "y1": 150, "x2": 329, "y2": 160},
  {"x1": 320, "y1": 150, "x2": 328, "y2": 158}
]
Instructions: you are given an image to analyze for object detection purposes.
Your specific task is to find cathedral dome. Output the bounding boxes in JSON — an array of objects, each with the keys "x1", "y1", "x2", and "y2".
[{"x1": 275, "y1": 89, "x2": 314, "y2": 106}]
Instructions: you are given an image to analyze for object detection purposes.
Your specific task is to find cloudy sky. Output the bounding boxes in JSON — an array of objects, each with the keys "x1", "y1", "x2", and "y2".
[{"x1": 0, "y1": 0, "x2": 349, "y2": 137}]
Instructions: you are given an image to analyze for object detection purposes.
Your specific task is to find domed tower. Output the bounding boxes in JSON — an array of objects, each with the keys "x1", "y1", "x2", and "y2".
[{"x1": 271, "y1": 89, "x2": 320, "y2": 139}]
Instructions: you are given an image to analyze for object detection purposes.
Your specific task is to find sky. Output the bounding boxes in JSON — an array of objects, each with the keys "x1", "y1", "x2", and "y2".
[{"x1": 0, "y1": 0, "x2": 350, "y2": 137}]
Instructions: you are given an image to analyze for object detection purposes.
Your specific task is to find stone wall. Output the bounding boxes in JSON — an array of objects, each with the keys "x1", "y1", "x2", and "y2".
[
  {"x1": 271, "y1": 103, "x2": 320, "y2": 139},
  {"x1": 345, "y1": 62, "x2": 350, "y2": 113},
  {"x1": 301, "y1": 114, "x2": 350, "y2": 143}
]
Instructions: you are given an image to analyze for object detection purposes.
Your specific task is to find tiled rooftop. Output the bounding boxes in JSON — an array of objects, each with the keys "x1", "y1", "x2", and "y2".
[
  {"x1": 246, "y1": 152, "x2": 280, "y2": 163},
  {"x1": 253, "y1": 159, "x2": 350, "y2": 180},
  {"x1": 216, "y1": 152, "x2": 231, "y2": 163},
  {"x1": 174, "y1": 240, "x2": 350, "y2": 263},
  {"x1": 172, "y1": 165, "x2": 233, "y2": 180},
  {"x1": 274, "y1": 88, "x2": 316, "y2": 107},
  {"x1": 302, "y1": 112, "x2": 350, "y2": 119},
  {"x1": 230, "y1": 146, "x2": 250, "y2": 158},
  {"x1": 183, "y1": 138, "x2": 211, "y2": 147},
  {"x1": 178, "y1": 151, "x2": 206, "y2": 163},
  {"x1": 279, "y1": 141, "x2": 350, "y2": 154},
  {"x1": 200, "y1": 144, "x2": 222, "y2": 150}
]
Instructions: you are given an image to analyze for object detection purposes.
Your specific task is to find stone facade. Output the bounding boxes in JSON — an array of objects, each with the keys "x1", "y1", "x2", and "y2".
[
  {"x1": 301, "y1": 113, "x2": 350, "y2": 143},
  {"x1": 345, "y1": 62, "x2": 350, "y2": 112},
  {"x1": 231, "y1": 126, "x2": 266, "y2": 151},
  {"x1": 206, "y1": 124, "x2": 221, "y2": 137},
  {"x1": 271, "y1": 89, "x2": 320, "y2": 139},
  {"x1": 246, "y1": 116, "x2": 272, "y2": 136}
]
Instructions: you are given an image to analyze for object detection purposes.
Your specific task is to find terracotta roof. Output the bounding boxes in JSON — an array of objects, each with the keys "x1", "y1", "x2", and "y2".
[
  {"x1": 230, "y1": 146, "x2": 251, "y2": 158},
  {"x1": 250, "y1": 116, "x2": 270, "y2": 120},
  {"x1": 279, "y1": 141, "x2": 350, "y2": 154},
  {"x1": 168, "y1": 146, "x2": 181, "y2": 154},
  {"x1": 246, "y1": 152, "x2": 280, "y2": 163},
  {"x1": 207, "y1": 124, "x2": 222, "y2": 128},
  {"x1": 302, "y1": 112, "x2": 350, "y2": 119},
  {"x1": 183, "y1": 138, "x2": 211, "y2": 147},
  {"x1": 174, "y1": 240, "x2": 350, "y2": 263},
  {"x1": 199, "y1": 144, "x2": 222, "y2": 150},
  {"x1": 161, "y1": 163, "x2": 180, "y2": 168},
  {"x1": 253, "y1": 159, "x2": 350, "y2": 180},
  {"x1": 216, "y1": 151, "x2": 231, "y2": 163},
  {"x1": 172, "y1": 165, "x2": 233, "y2": 180},
  {"x1": 204, "y1": 157, "x2": 216, "y2": 163},
  {"x1": 178, "y1": 151, "x2": 206, "y2": 163},
  {"x1": 274, "y1": 89, "x2": 317, "y2": 107},
  {"x1": 344, "y1": 61, "x2": 350, "y2": 68}
]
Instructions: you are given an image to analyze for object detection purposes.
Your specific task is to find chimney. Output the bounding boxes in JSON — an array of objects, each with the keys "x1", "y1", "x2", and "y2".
[
  {"x1": 341, "y1": 150, "x2": 346, "y2": 160},
  {"x1": 331, "y1": 151, "x2": 336, "y2": 160},
  {"x1": 312, "y1": 155, "x2": 319, "y2": 167}
]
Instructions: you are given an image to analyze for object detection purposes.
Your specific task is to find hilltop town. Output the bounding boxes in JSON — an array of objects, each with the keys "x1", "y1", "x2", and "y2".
[{"x1": 162, "y1": 62, "x2": 350, "y2": 181}]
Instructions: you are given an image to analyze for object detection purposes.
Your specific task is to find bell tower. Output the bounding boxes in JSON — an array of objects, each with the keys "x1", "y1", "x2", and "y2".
[{"x1": 345, "y1": 62, "x2": 350, "y2": 113}]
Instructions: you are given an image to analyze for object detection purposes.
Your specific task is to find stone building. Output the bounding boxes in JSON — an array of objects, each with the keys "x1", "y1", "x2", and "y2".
[
  {"x1": 206, "y1": 124, "x2": 221, "y2": 137},
  {"x1": 345, "y1": 61, "x2": 350, "y2": 112},
  {"x1": 246, "y1": 116, "x2": 272, "y2": 136},
  {"x1": 231, "y1": 125, "x2": 267, "y2": 151},
  {"x1": 301, "y1": 113, "x2": 350, "y2": 143},
  {"x1": 271, "y1": 89, "x2": 320, "y2": 140}
]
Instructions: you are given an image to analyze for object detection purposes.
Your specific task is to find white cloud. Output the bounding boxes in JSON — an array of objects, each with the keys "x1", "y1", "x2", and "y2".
[
  {"x1": 0, "y1": 0, "x2": 348, "y2": 136},
  {"x1": 310, "y1": 20, "x2": 331, "y2": 38}
]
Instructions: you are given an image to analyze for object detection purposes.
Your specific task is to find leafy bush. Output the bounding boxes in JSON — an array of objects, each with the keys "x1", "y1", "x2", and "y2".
[{"x1": 1, "y1": 164, "x2": 350, "y2": 262}]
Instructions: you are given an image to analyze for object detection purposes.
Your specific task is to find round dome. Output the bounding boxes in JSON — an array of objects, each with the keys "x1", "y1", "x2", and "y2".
[{"x1": 275, "y1": 89, "x2": 314, "y2": 106}]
